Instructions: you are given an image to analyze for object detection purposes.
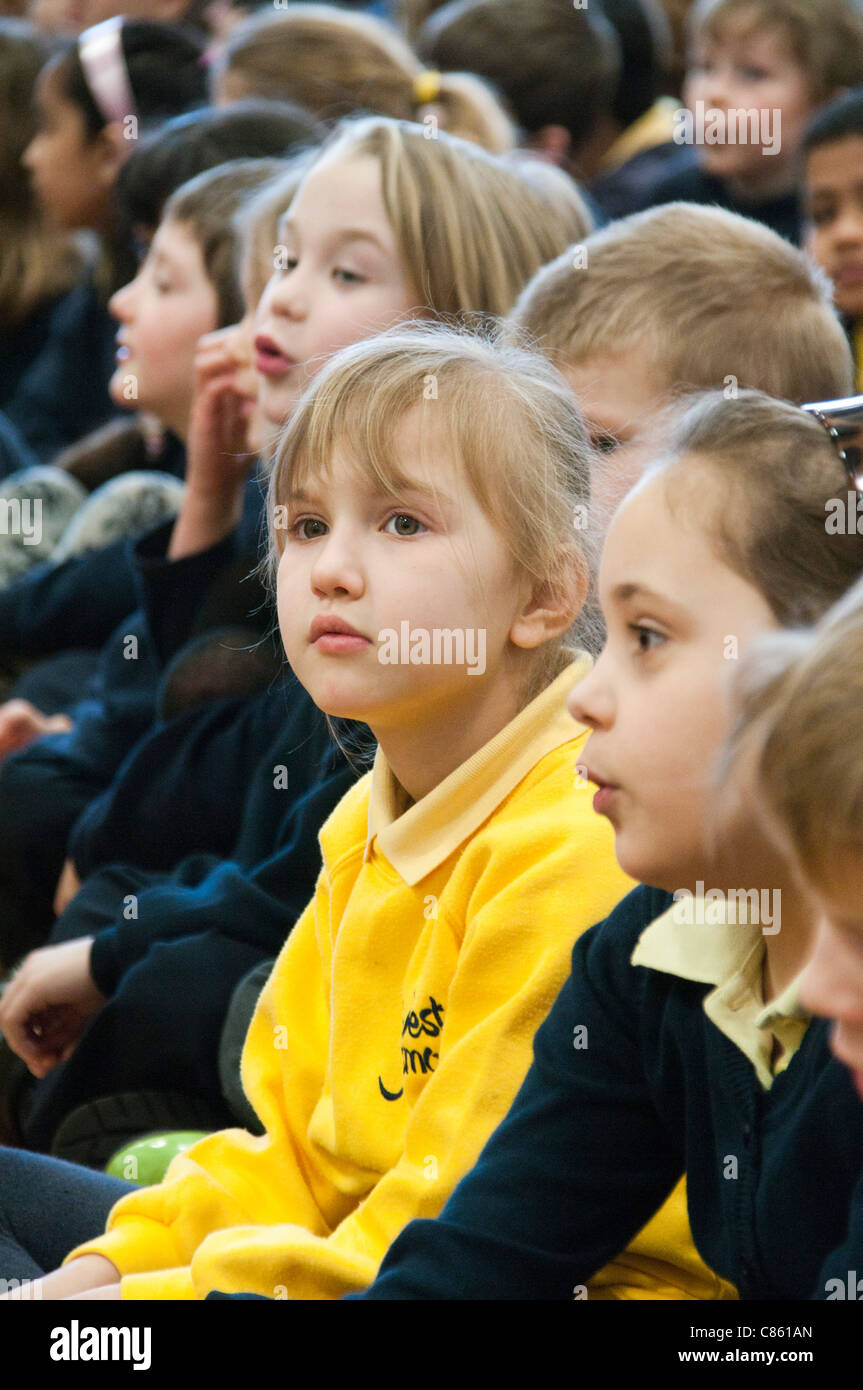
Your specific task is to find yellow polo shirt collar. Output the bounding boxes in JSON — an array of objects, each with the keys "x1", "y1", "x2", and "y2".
[
  {"x1": 632, "y1": 899, "x2": 810, "y2": 1089},
  {"x1": 364, "y1": 655, "x2": 592, "y2": 885}
]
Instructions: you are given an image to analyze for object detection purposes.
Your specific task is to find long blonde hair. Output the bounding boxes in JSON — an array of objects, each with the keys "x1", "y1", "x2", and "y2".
[
  {"x1": 268, "y1": 322, "x2": 595, "y2": 707},
  {"x1": 294, "y1": 115, "x2": 592, "y2": 321},
  {"x1": 211, "y1": 3, "x2": 515, "y2": 154}
]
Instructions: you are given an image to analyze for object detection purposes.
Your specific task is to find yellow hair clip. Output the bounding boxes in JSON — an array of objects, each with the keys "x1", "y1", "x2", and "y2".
[{"x1": 413, "y1": 69, "x2": 441, "y2": 106}]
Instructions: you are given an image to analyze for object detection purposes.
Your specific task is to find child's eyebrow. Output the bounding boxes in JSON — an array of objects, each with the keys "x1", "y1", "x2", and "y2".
[
  {"x1": 284, "y1": 480, "x2": 456, "y2": 514},
  {"x1": 276, "y1": 216, "x2": 389, "y2": 256},
  {"x1": 610, "y1": 581, "x2": 679, "y2": 608}
]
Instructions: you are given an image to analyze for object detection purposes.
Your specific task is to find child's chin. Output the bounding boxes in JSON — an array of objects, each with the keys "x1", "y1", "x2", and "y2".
[{"x1": 698, "y1": 148, "x2": 761, "y2": 180}]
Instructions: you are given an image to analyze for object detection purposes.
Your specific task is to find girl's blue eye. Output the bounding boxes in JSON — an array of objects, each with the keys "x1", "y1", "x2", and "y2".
[
  {"x1": 385, "y1": 513, "x2": 423, "y2": 537},
  {"x1": 333, "y1": 268, "x2": 364, "y2": 285}
]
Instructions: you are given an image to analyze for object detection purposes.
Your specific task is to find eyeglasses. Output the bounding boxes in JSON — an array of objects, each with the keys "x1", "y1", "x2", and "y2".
[{"x1": 802, "y1": 395, "x2": 863, "y2": 493}]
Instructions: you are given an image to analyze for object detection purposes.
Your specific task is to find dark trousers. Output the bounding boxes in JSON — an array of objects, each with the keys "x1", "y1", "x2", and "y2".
[{"x1": 0, "y1": 1147, "x2": 133, "y2": 1283}]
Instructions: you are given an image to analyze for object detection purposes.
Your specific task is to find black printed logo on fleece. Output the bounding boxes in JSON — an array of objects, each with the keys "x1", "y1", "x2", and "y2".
[{"x1": 378, "y1": 996, "x2": 445, "y2": 1101}]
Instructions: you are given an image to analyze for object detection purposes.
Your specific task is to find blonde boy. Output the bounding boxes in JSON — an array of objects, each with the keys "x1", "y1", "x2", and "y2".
[{"x1": 511, "y1": 200, "x2": 853, "y2": 530}]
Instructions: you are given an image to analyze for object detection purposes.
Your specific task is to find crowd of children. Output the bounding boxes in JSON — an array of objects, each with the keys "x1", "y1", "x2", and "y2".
[{"x1": 0, "y1": 0, "x2": 860, "y2": 1319}]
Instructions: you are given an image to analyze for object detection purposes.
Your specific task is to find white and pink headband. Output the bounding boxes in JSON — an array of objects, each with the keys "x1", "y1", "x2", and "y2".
[{"x1": 78, "y1": 16, "x2": 137, "y2": 127}]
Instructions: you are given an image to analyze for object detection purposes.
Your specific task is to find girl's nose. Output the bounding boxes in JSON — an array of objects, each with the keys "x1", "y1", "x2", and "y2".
[
  {"x1": 698, "y1": 60, "x2": 732, "y2": 111},
  {"x1": 309, "y1": 527, "x2": 365, "y2": 598},
  {"x1": 109, "y1": 278, "x2": 137, "y2": 323},
  {"x1": 263, "y1": 261, "x2": 309, "y2": 322},
  {"x1": 567, "y1": 653, "x2": 614, "y2": 730},
  {"x1": 832, "y1": 207, "x2": 863, "y2": 249},
  {"x1": 798, "y1": 917, "x2": 858, "y2": 1023}
]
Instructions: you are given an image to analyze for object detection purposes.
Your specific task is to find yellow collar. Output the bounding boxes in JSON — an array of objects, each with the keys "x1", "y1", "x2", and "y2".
[
  {"x1": 364, "y1": 656, "x2": 591, "y2": 885},
  {"x1": 600, "y1": 97, "x2": 679, "y2": 173},
  {"x1": 632, "y1": 898, "x2": 810, "y2": 1089}
]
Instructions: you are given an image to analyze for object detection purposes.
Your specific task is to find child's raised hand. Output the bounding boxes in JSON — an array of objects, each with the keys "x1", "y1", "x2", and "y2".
[
  {"x1": 186, "y1": 325, "x2": 258, "y2": 500},
  {"x1": 169, "y1": 324, "x2": 259, "y2": 561},
  {"x1": 0, "y1": 937, "x2": 105, "y2": 1077},
  {"x1": 0, "y1": 700, "x2": 73, "y2": 760}
]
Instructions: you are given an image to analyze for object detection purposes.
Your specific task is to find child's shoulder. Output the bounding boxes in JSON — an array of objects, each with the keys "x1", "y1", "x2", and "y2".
[
  {"x1": 490, "y1": 731, "x2": 608, "y2": 839},
  {"x1": 319, "y1": 768, "x2": 375, "y2": 845}
]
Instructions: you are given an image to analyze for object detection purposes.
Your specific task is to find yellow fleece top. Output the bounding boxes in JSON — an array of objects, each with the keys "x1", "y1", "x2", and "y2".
[{"x1": 67, "y1": 659, "x2": 721, "y2": 1300}]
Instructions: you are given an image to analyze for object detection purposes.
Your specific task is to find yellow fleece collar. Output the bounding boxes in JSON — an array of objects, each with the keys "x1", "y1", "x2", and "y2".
[{"x1": 364, "y1": 656, "x2": 592, "y2": 885}]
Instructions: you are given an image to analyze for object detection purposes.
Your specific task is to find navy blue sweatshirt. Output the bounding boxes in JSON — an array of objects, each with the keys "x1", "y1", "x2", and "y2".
[{"x1": 348, "y1": 885, "x2": 863, "y2": 1301}]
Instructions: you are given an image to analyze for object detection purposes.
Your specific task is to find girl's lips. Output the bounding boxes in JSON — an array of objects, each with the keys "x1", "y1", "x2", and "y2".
[
  {"x1": 592, "y1": 785, "x2": 619, "y2": 816},
  {"x1": 835, "y1": 264, "x2": 863, "y2": 287},
  {"x1": 254, "y1": 335, "x2": 296, "y2": 378},
  {"x1": 309, "y1": 616, "x2": 371, "y2": 652},
  {"x1": 313, "y1": 633, "x2": 370, "y2": 654}
]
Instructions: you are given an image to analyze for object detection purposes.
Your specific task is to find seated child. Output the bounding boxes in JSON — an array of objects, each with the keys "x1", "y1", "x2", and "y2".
[
  {"x1": 725, "y1": 572, "x2": 863, "y2": 1132},
  {"x1": 353, "y1": 388, "x2": 863, "y2": 1300},
  {"x1": 12, "y1": 17, "x2": 207, "y2": 459},
  {"x1": 512, "y1": 200, "x2": 853, "y2": 530},
  {"x1": 629, "y1": 0, "x2": 863, "y2": 244},
  {"x1": 416, "y1": 0, "x2": 621, "y2": 178},
  {"x1": 802, "y1": 87, "x2": 863, "y2": 391},
  {"x1": 0, "y1": 117, "x2": 592, "y2": 1145},
  {"x1": 0, "y1": 157, "x2": 286, "y2": 966},
  {"x1": 0, "y1": 324, "x2": 637, "y2": 1302},
  {"x1": 0, "y1": 19, "x2": 82, "y2": 421},
  {"x1": 0, "y1": 101, "x2": 318, "y2": 684}
]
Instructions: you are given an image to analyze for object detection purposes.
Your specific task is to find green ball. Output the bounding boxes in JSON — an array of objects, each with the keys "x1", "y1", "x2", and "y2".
[{"x1": 105, "y1": 1131, "x2": 210, "y2": 1185}]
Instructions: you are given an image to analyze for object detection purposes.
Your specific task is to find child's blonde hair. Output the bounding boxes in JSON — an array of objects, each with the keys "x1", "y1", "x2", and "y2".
[
  {"x1": 296, "y1": 115, "x2": 592, "y2": 320},
  {"x1": 234, "y1": 153, "x2": 318, "y2": 311},
  {"x1": 650, "y1": 389, "x2": 863, "y2": 626},
  {"x1": 163, "y1": 158, "x2": 289, "y2": 327},
  {"x1": 212, "y1": 3, "x2": 515, "y2": 154},
  {"x1": 689, "y1": 0, "x2": 863, "y2": 104},
  {"x1": 268, "y1": 322, "x2": 596, "y2": 705},
  {"x1": 512, "y1": 202, "x2": 853, "y2": 403},
  {"x1": 721, "y1": 575, "x2": 863, "y2": 877}
]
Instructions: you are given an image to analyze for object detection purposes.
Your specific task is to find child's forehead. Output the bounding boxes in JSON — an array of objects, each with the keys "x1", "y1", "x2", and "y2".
[
  {"x1": 152, "y1": 216, "x2": 204, "y2": 267},
  {"x1": 696, "y1": 7, "x2": 794, "y2": 58}
]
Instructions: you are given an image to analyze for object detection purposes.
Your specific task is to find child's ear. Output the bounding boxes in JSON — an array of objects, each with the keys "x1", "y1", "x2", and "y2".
[
  {"x1": 528, "y1": 124, "x2": 572, "y2": 167},
  {"x1": 510, "y1": 555, "x2": 589, "y2": 650},
  {"x1": 92, "y1": 121, "x2": 131, "y2": 192}
]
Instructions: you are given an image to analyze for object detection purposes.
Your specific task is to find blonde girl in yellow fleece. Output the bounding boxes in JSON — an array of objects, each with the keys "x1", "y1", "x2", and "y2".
[{"x1": 0, "y1": 326, "x2": 724, "y2": 1301}]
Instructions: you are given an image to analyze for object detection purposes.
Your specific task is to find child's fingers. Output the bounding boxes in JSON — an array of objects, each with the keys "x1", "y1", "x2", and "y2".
[{"x1": 194, "y1": 342, "x2": 243, "y2": 382}]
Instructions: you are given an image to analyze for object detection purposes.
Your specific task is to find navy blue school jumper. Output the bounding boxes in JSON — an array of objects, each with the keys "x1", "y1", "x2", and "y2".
[
  {"x1": 0, "y1": 475, "x2": 265, "y2": 962},
  {"x1": 0, "y1": 431, "x2": 187, "y2": 680},
  {"x1": 0, "y1": 411, "x2": 37, "y2": 479},
  {"x1": 2, "y1": 271, "x2": 121, "y2": 462},
  {"x1": 347, "y1": 885, "x2": 863, "y2": 1300},
  {"x1": 622, "y1": 144, "x2": 802, "y2": 244},
  {"x1": 14, "y1": 699, "x2": 367, "y2": 1149}
]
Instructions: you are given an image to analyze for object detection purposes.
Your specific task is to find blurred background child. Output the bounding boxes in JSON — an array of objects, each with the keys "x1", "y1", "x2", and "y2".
[
  {"x1": 627, "y1": 0, "x2": 863, "y2": 242},
  {"x1": 802, "y1": 87, "x2": 863, "y2": 390}
]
